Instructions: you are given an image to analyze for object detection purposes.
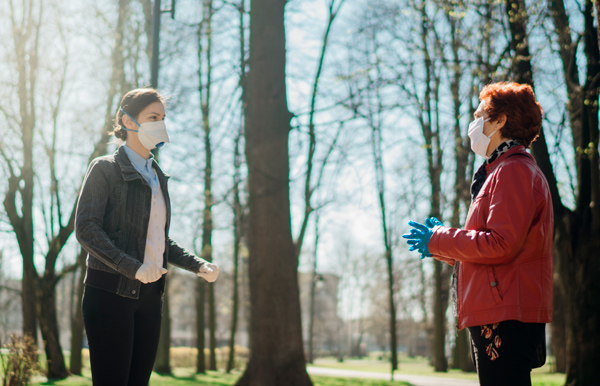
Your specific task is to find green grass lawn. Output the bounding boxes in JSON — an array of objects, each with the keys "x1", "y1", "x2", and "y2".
[
  {"x1": 27, "y1": 355, "x2": 565, "y2": 386},
  {"x1": 311, "y1": 356, "x2": 566, "y2": 386},
  {"x1": 31, "y1": 368, "x2": 408, "y2": 386}
]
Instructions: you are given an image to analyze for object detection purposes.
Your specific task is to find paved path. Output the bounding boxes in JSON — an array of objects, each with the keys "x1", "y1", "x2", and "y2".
[{"x1": 307, "y1": 366, "x2": 479, "y2": 386}]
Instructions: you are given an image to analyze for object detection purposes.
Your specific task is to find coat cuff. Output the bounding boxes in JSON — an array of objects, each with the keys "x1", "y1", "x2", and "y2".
[{"x1": 429, "y1": 226, "x2": 455, "y2": 266}]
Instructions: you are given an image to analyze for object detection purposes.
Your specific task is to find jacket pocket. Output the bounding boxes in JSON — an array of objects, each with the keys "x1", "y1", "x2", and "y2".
[{"x1": 487, "y1": 266, "x2": 503, "y2": 305}]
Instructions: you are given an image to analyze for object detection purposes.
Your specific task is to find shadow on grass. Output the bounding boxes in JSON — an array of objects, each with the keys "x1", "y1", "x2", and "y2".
[
  {"x1": 151, "y1": 369, "x2": 239, "y2": 386},
  {"x1": 33, "y1": 370, "x2": 239, "y2": 386},
  {"x1": 34, "y1": 370, "x2": 411, "y2": 386},
  {"x1": 37, "y1": 374, "x2": 92, "y2": 386}
]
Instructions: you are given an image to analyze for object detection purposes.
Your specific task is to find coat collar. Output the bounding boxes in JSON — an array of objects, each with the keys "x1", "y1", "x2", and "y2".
[
  {"x1": 114, "y1": 146, "x2": 170, "y2": 182},
  {"x1": 485, "y1": 145, "x2": 533, "y2": 173}
]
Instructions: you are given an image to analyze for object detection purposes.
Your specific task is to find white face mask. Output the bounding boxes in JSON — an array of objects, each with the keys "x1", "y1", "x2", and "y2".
[
  {"x1": 120, "y1": 108, "x2": 170, "y2": 150},
  {"x1": 468, "y1": 117, "x2": 497, "y2": 158}
]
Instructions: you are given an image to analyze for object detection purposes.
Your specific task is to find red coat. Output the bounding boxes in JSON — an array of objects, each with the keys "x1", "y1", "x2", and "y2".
[{"x1": 429, "y1": 146, "x2": 553, "y2": 330}]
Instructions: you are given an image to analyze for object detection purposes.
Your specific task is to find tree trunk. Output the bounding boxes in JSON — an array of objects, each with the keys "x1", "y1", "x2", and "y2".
[
  {"x1": 371, "y1": 122, "x2": 398, "y2": 375},
  {"x1": 453, "y1": 329, "x2": 474, "y2": 372},
  {"x1": 36, "y1": 277, "x2": 69, "y2": 379},
  {"x1": 507, "y1": 0, "x2": 600, "y2": 384},
  {"x1": 196, "y1": 280, "x2": 206, "y2": 373},
  {"x1": 564, "y1": 3, "x2": 600, "y2": 384},
  {"x1": 417, "y1": 0, "x2": 448, "y2": 370},
  {"x1": 432, "y1": 259, "x2": 447, "y2": 372},
  {"x1": 208, "y1": 284, "x2": 217, "y2": 370},
  {"x1": 307, "y1": 215, "x2": 320, "y2": 364},
  {"x1": 197, "y1": 0, "x2": 217, "y2": 371},
  {"x1": 227, "y1": 2, "x2": 246, "y2": 373},
  {"x1": 547, "y1": 0, "x2": 581, "y2": 374},
  {"x1": 4, "y1": 0, "x2": 126, "y2": 377},
  {"x1": 69, "y1": 249, "x2": 87, "y2": 375},
  {"x1": 227, "y1": 125, "x2": 243, "y2": 373},
  {"x1": 235, "y1": 0, "x2": 312, "y2": 383},
  {"x1": 3, "y1": 0, "x2": 39, "y2": 344},
  {"x1": 564, "y1": 237, "x2": 600, "y2": 385},
  {"x1": 445, "y1": 8, "x2": 474, "y2": 370},
  {"x1": 551, "y1": 283, "x2": 566, "y2": 373}
]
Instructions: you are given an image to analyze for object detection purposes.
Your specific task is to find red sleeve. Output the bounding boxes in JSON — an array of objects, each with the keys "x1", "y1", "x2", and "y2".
[{"x1": 429, "y1": 161, "x2": 537, "y2": 265}]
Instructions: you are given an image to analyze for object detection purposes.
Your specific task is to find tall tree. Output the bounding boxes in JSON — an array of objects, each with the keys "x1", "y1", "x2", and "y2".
[
  {"x1": 2, "y1": 0, "x2": 66, "y2": 378},
  {"x1": 226, "y1": 119, "x2": 245, "y2": 373},
  {"x1": 235, "y1": 0, "x2": 312, "y2": 383},
  {"x1": 307, "y1": 212, "x2": 320, "y2": 364},
  {"x1": 436, "y1": 0, "x2": 476, "y2": 372},
  {"x1": 506, "y1": 0, "x2": 600, "y2": 383},
  {"x1": 1, "y1": 0, "x2": 133, "y2": 378},
  {"x1": 419, "y1": 2, "x2": 448, "y2": 370},
  {"x1": 227, "y1": 1, "x2": 247, "y2": 371},
  {"x1": 69, "y1": 249, "x2": 86, "y2": 375},
  {"x1": 546, "y1": 0, "x2": 580, "y2": 372},
  {"x1": 294, "y1": 0, "x2": 345, "y2": 259},
  {"x1": 295, "y1": 0, "x2": 345, "y2": 365},
  {"x1": 343, "y1": 5, "x2": 400, "y2": 374},
  {"x1": 196, "y1": 0, "x2": 218, "y2": 373},
  {"x1": 394, "y1": 0, "x2": 449, "y2": 370},
  {"x1": 3, "y1": 0, "x2": 41, "y2": 346},
  {"x1": 370, "y1": 109, "x2": 399, "y2": 377},
  {"x1": 69, "y1": 0, "x2": 131, "y2": 374}
]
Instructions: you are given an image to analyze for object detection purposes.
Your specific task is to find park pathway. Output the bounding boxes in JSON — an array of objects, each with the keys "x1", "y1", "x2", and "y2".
[{"x1": 307, "y1": 366, "x2": 479, "y2": 386}]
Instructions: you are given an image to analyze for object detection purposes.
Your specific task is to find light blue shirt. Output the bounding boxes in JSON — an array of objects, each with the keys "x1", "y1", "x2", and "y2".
[{"x1": 123, "y1": 145, "x2": 160, "y2": 197}]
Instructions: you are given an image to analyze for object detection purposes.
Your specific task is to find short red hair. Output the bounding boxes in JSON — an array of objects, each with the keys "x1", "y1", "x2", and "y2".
[{"x1": 479, "y1": 82, "x2": 543, "y2": 148}]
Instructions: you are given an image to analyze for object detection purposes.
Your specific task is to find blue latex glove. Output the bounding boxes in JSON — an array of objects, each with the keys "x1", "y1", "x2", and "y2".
[
  {"x1": 425, "y1": 217, "x2": 443, "y2": 228},
  {"x1": 402, "y1": 217, "x2": 443, "y2": 259}
]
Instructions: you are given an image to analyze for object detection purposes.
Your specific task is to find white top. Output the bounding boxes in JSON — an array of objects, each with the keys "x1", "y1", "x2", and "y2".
[
  {"x1": 143, "y1": 172, "x2": 166, "y2": 268},
  {"x1": 122, "y1": 146, "x2": 166, "y2": 267}
]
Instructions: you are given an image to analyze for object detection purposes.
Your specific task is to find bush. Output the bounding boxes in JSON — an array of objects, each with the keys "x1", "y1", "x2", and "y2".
[
  {"x1": 0, "y1": 335, "x2": 40, "y2": 386},
  {"x1": 169, "y1": 346, "x2": 249, "y2": 371}
]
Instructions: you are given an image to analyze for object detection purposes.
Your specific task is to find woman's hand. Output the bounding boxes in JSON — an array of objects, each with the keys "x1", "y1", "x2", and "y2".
[
  {"x1": 198, "y1": 263, "x2": 219, "y2": 283},
  {"x1": 135, "y1": 263, "x2": 168, "y2": 283},
  {"x1": 402, "y1": 217, "x2": 443, "y2": 259}
]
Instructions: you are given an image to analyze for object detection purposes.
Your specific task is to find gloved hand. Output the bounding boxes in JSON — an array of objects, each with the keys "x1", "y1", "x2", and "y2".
[
  {"x1": 135, "y1": 263, "x2": 168, "y2": 283},
  {"x1": 198, "y1": 263, "x2": 219, "y2": 283},
  {"x1": 425, "y1": 217, "x2": 443, "y2": 228},
  {"x1": 402, "y1": 217, "x2": 443, "y2": 259}
]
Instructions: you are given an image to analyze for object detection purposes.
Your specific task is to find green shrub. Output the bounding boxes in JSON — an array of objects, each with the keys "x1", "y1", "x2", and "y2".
[
  {"x1": 169, "y1": 346, "x2": 249, "y2": 371},
  {"x1": 0, "y1": 335, "x2": 40, "y2": 386}
]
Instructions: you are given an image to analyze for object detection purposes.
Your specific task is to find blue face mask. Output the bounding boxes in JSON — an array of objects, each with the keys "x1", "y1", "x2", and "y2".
[{"x1": 120, "y1": 108, "x2": 170, "y2": 150}]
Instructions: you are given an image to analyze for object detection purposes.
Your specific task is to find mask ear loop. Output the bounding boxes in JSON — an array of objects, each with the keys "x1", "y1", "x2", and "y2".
[
  {"x1": 120, "y1": 108, "x2": 141, "y2": 132},
  {"x1": 483, "y1": 117, "x2": 499, "y2": 139}
]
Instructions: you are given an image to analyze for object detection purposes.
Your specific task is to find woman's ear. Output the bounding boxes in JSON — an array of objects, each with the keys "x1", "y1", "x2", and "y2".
[
  {"x1": 496, "y1": 113, "x2": 507, "y2": 129},
  {"x1": 122, "y1": 114, "x2": 135, "y2": 131}
]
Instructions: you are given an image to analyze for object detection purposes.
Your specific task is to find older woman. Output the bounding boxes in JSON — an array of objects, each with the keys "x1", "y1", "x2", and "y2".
[{"x1": 404, "y1": 82, "x2": 553, "y2": 386}]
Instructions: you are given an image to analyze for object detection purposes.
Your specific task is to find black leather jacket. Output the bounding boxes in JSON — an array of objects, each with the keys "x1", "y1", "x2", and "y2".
[{"x1": 75, "y1": 146, "x2": 206, "y2": 299}]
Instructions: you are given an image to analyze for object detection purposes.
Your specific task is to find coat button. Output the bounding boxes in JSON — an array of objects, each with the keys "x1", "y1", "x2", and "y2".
[
  {"x1": 490, "y1": 281, "x2": 496, "y2": 287},
  {"x1": 132, "y1": 290, "x2": 136, "y2": 294}
]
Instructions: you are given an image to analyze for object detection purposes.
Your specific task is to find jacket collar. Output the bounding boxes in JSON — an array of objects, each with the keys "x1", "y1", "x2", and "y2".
[
  {"x1": 485, "y1": 145, "x2": 533, "y2": 173},
  {"x1": 115, "y1": 146, "x2": 170, "y2": 182}
]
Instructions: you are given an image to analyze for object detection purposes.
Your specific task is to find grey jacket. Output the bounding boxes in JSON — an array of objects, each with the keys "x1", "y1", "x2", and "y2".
[{"x1": 75, "y1": 146, "x2": 207, "y2": 299}]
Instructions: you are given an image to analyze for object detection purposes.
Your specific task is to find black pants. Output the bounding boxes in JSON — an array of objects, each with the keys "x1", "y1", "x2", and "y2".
[
  {"x1": 468, "y1": 320, "x2": 545, "y2": 386},
  {"x1": 82, "y1": 281, "x2": 163, "y2": 386}
]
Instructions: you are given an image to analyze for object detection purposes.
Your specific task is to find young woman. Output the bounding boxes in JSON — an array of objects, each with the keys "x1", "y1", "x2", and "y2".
[
  {"x1": 404, "y1": 82, "x2": 553, "y2": 386},
  {"x1": 75, "y1": 88, "x2": 218, "y2": 386}
]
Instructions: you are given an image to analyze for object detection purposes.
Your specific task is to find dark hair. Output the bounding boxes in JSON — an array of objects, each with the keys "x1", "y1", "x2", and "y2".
[
  {"x1": 479, "y1": 82, "x2": 543, "y2": 148},
  {"x1": 111, "y1": 88, "x2": 166, "y2": 140}
]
